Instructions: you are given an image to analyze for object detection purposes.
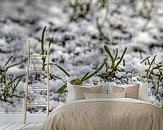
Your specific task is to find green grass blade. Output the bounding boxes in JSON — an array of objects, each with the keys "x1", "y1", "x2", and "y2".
[
  {"x1": 147, "y1": 55, "x2": 157, "y2": 78},
  {"x1": 140, "y1": 56, "x2": 150, "y2": 64},
  {"x1": 105, "y1": 62, "x2": 109, "y2": 72},
  {"x1": 50, "y1": 74, "x2": 63, "y2": 80},
  {"x1": 6, "y1": 58, "x2": 26, "y2": 70},
  {"x1": 3, "y1": 56, "x2": 13, "y2": 69},
  {"x1": 41, "y1": 26, "x2": 46, "y2": 55},
  {"x1": 3, "y1": 75, "x2": 24, "y2": 97},
  {"x1": 12, "y1": 76, "x2": 22, "y2": 94},
  {"x1": 115, "y1": 47, "x2": 127, "y2": 68},
  {"x1": 58, "y1": 84, "x2": 67, "y2": 93},
  {"x1": 83, "y1": 58, "x2": 107, "y2": 81},
  {"x1": 55, "y1": 64, "x2": 70, "y2": 77},
  {"x1": 114, "y1": 48, "x2": 118, "y2": 60},
  {"x1": 81, "y1": 72, "x2": 90, "y2": 82},
  {"x1": 104, "y1": 45, "x2": 114, "y2": 64}
]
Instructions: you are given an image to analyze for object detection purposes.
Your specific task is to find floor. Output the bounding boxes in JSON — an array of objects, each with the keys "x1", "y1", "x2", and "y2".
[{"x1": 0, "y1": 123, "x2": 43, "y2": 130}]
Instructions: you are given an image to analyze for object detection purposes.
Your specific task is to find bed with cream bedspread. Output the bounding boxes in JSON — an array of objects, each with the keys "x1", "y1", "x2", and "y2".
[{"x1": 40, "y1": 98, "x2": 163, "y2": 130}]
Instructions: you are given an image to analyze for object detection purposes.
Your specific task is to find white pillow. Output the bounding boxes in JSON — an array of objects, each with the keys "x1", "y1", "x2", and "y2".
[
  {"x1": 67, "y1": 82, "x2": 75, "y2": 102},
  {"x1": 67, "y1": 82, "x2": 111, "y2": 102},
  {"x1": 110, "y1": 83, "x2": 149, "y2": 102},
  {"x1": 101, "y1": 82, "x2": 112, "y2": 94},
  {"x1": 138, "y1": 83, "x2": 149, "y2": 102}
]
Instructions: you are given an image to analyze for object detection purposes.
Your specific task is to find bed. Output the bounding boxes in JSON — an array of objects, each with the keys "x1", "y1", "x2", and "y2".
[
  {"x1": 42, "y1": 98, "x2": 163, "y2": 130},
  {"x1": 23, "y1": 82, "x2": 163, "y2": 130}
]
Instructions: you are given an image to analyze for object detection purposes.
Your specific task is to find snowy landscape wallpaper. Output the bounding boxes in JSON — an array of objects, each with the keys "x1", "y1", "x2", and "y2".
[{"x1": 0, "y1": 0, "x2": 163, "y2": 113}]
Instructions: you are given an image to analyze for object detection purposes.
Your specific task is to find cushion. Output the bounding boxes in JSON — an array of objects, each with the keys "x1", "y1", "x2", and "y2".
[
  {"x1": 67, "y1": 82, "x2": 76, "y2": 102},
  {"x1": 67, "y1": 82, "x2": 106, "y2": 102},
  {"x1": 138, "y1": 83, "x2": 149, "y2": 102},
  {"x1": 84, "y1": 92, "x2": 126, "y2": 99},
  {"x1": 111, "y1": 83, "x2": 140, "y2": 99},
  {"x1": 74, "y1": 85, "x2": 102, "y2": 100},
  {"x1": 101, "y1": 82, "x2": 115, "y2": 94}
]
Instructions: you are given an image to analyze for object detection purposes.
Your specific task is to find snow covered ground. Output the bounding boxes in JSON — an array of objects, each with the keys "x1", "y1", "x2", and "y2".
[{"x1": 0, "y1": 0, "x2": 163, "y2": 112}]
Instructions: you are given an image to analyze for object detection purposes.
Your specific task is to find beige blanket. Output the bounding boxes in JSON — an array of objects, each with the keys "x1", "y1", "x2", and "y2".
[{"x1": 37, "y1": 98, "x2": 163, "y2": 130}]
